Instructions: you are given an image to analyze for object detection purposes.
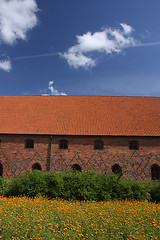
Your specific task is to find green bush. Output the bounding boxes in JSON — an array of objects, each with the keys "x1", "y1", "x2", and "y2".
[
  {"x1": 0, "y1": 177, "x2": 9, "y2": 196},
  {"x1": 145, "y1": 180, "x2": 160, "y2": 202},
  {"x1": 44, "y1": 171, "x2": 64, "y2": 198},
  {"x1": 62, "y1": 171, "x2": 111, "y2": 201},
  {"x1": 100, "y1": 173, "x2": 150, "y2": 201},
  {"x1": 2, "y1": 170, "x2": 158, "y2": 202},
  {"x1": 4, "y1": 170, "x2": 47, "y2": 197}
]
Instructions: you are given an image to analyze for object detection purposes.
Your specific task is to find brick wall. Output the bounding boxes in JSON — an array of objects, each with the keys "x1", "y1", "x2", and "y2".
[
  {"x1": 0, "y1": 134, "x2": 160, "y2": 180},
  {"x1": 0, "y1": 135, "x2": 50, "y2": 177}
]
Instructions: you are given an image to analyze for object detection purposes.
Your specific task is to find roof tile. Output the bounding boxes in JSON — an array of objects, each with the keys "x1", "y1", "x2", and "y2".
[{"x1": 0, "y1": 96, "x2": 160, "y2": 136}]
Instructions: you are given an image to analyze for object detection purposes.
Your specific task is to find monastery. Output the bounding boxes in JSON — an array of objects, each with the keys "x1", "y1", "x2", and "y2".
[{"x1": 0, "y1": 95, "x2": 160, "y2": 180}]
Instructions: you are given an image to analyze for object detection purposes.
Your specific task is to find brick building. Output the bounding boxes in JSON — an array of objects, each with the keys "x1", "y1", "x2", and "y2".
[{"x1": 0, "y1": 95, "x2": 160, "y2": 180}]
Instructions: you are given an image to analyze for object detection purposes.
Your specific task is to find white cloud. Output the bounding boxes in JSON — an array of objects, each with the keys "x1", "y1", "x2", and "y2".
[
  {"x1": 0, "y1": 0, "x2": 38, "y2": 45},
  {"x1": 0, "y1": 59, "x2": 11, "y2": 72},
  {"x1": 42, "y1": 81, "x2": 67, "y2": 96},
  {"x1": 61, "y1": 23, "x2": 136, "y2": 69},
  {"x1": 61, "y1": 52, "x2": 95, "y2": 69},
  {"x1": 120, "y1": 23, "x2": 133, "y2": 35}
]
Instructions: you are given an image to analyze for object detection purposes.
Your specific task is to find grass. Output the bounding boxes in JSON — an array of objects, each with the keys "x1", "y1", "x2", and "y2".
[{"x1": 0, "y1": 197, "x2": 159, "y2": 240}]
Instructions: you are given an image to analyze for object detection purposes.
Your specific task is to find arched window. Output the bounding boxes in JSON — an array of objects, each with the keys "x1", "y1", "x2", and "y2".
[
  {"x1": 71, "y1": 164, "x2": 82, "y2": 172},
  {"x1": 0, "y1": 162, "x2": 3, "y2": 177},
  {"x1": 129, "y1": 141, "x2": 139, "y2": 150},
  {"x1": 32, "y1": 163, "x2": 42, "y2": 171},
  {"x1": 59, "y1": 140, "x2": 68, "y2": 149},
  {"x1": 151, "y1": 164, "x2": 160, "y2": 180},
  {"x1": 25, "y1": 139, "x2": 34, "y2": 148},
  {"x1": 94, "y1": 140, "x2": 104, "y2": 150},
  {"x1": 112, "y1": 164, "x2": 122, "y2": 176}
]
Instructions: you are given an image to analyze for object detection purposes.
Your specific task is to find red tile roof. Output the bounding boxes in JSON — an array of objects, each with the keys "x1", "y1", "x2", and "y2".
[{"x1": 0, "y1": 96, "x2": 160, "y2": 136}]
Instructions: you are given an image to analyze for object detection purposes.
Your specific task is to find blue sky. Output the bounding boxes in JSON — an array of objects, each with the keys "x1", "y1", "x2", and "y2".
[{"x1": 0, "y1": 0, "x2": 160, "y2": 96}]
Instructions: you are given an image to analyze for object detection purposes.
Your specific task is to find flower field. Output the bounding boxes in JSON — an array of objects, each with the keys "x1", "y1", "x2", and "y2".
[{"x1": 0, "y1": 197, "x2": 159, "y2": 240}]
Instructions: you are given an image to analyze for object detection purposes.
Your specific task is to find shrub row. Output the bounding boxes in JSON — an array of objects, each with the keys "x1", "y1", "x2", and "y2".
[{"x1": 0, "y1": 170, "x2": 160, "y2": 202}]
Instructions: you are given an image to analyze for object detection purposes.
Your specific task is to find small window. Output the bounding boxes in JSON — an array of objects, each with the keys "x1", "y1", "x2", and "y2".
[
  {"x1": 72, "y1": 164, "x2": 82, "y2": 172},
  {"x1": 0, "y1": 162, "x2": 3, "y2": 177},
  {"x1": 151, "y1": 164, "x2": 160, "y2": 180},
  {"x1": 32, "y1": 163, "x2": 42, "y2": 171},
  {"x1": 112, "y1": 164, "x2": 123, "y2": 176},
  {"x1": 59, "y1": 140, "x2": 68, "y2": 149},
  {"x1": 25, "y1": 139, "x2": 34, "y2": 148},
  {"x1": 129, "y1": 141, "x2": 139, "y2": 150},
  {"x1": 94, "y1": 140, "x2": 104, "y2": 150}
]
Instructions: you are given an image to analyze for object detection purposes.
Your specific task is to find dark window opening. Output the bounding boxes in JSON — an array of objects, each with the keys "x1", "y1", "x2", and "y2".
[
  {"x1": 59, "y1": 140, "x2": 68, "y2": 149},
  {"x1": 25, "y1": 139, "x2": 34, "y2": 148},
  {"x1": 72, "y1": 164, "x2": 82, "y2": 172},
  {"x1": 151, "y1": 164, "x2": 160, "y2": 180},
  {"x1": 94, "y1": 140, "x2": 104, "y2": 150},
  {"x1": 32, "y1": 163, "x2": 42, "y2": 171},
  {"x1": 0, "y1": 163, "x2": 3, "y2": 177},
  {"x1": 129, "y1": 141, "x2": 139, "y2": 150},
  {"x1": 112, "y1": 164, "x2": 123, "y2": 176}
]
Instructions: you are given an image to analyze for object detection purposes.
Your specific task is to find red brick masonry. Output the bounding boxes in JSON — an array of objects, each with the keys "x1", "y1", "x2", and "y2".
[
  {"x1": 0, "y1": 96, "x2": 160, "y2": 180},
  {"x1": 0, "y1": 134, "x2": 160, "y2": 180}
]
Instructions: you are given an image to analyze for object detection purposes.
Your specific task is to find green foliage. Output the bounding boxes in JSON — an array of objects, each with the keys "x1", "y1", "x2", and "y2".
[
  {"x1": 4, "y1": 170, "x2": 47, "y2": 197},
  {"x1": 98, "y1": 173, "x2": 150, "y2": 201},
  {"x1": 2, "y1": 170, "x2": 159, "y2": 202},
  {"x1": 0, "y1": 177, "x2": 9, "y2": 196},
  {"x1": 62, "y1": 170, "x2": 111, "y2": 201},
  {"x1": 44, "y1": 171, "x2": 64, "y2": 198},
  {"x1": 145, "y1": 180, "x2": 160, "y2": 202}
]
